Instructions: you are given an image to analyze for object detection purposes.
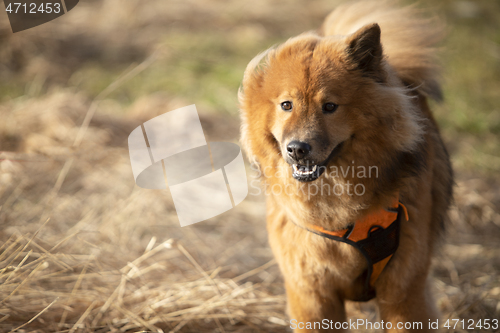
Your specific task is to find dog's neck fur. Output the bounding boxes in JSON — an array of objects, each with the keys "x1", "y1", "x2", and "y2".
[{"x1": 258, "y1": 121, "x2": 426, "y2": 231}]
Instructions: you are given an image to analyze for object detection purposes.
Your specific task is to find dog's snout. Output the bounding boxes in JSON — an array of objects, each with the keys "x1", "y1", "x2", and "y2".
[{"x1": 287, "y1": 141, "x2": 311, "y2": 161}]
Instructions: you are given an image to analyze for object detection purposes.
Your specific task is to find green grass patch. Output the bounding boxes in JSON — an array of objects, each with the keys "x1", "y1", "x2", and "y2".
[{"x1": 67, "y1": 30, "x2": 279, "y2": 114}]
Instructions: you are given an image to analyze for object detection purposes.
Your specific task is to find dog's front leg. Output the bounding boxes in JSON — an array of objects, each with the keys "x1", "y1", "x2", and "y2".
[
  {"x1": 376, "y1": 276, "x2": 439, "y2": 333},
  {"x1": 286, "y1": 281, "x2": 347, "y2": 332}
]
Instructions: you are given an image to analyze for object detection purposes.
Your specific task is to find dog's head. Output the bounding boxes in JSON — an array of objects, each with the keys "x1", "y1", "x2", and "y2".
[{"x1": 239, "y1": 24, "x2": 423, "y2": 183}]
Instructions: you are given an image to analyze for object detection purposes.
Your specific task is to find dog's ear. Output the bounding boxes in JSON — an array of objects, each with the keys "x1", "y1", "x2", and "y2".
[
  {"x1": 346, "y1": 23, "x2": 384, "y2": 80},
  {"x1": 239, "y1": 47, "x2": 273, "y2": 167},
  {"x1": 242, "y1": 47, "x2": 273, "y2": 87}
]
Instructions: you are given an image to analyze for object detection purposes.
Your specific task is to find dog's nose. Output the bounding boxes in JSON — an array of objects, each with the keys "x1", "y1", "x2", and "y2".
[{"x1": 287, "y1": 141, "x2": 311, "y2": 161}]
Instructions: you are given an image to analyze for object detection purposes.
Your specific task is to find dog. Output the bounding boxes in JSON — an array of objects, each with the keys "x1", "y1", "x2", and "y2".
[{"x1": 239, "y1": 1, "x2": 453, "y2": 332}]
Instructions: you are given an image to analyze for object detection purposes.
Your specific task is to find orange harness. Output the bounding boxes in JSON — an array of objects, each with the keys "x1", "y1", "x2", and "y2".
[{"x1": 295, "y1": 196, "x2": 409, "y2": 301}]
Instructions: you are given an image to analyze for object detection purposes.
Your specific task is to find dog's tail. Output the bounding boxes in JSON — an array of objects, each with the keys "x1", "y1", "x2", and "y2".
[{"x1": 321, "y1": 0, "x2": 444, "y2": 101}]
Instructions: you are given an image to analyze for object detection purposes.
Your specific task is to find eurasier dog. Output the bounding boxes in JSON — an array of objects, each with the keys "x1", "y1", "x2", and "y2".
[{"x1": 239, "y1": 1, "x2": 453, "y2": 332}]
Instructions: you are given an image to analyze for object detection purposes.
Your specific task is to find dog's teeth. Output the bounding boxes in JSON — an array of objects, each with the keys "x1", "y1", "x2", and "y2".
[{"x1": 292, "y1": 164, "x2": 319, "y2": 177}]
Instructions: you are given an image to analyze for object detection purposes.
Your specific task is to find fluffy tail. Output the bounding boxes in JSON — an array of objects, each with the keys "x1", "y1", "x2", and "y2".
[{"x1": 321, "y1": 0, "x2": 444, "y2": 100}]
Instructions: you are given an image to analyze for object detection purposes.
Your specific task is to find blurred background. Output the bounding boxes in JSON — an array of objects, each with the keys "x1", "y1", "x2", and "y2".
[{"x1": 0, "y1": 0, "x2": 498, "y2": 332}]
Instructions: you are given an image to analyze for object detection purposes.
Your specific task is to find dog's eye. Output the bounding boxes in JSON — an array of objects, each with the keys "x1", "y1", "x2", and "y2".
[
  {"x1": 322, "y1": 102, "x2": 338, "y2": 113},
  {"x1": 281, "y1": 101, "x2": 293, "y2": 112}
]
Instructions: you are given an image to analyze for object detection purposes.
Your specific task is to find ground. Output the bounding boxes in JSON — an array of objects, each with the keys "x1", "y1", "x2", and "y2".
[{"x1": 0, "y1": 0, "x2": 499, "y2": 332}]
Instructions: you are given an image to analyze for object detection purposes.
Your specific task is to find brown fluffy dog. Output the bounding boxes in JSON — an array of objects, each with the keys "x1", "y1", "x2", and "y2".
[{"x1": 239, "y1": 1, "x2": 453, "y2": 332}]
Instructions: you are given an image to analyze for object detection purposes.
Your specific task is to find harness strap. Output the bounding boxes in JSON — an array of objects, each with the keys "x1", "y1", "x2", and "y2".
[{"x1": 295, "y1": 197, "x2": 409, "y2": 301}]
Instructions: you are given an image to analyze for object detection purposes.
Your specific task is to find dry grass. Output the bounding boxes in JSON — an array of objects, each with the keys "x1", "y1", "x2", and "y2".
[
  {"x1": 0, "y1": 88, "x2": 498, "y2": 332},
  {"x1": 0, "y1": 0, "x2": 499, "y2": 332},
  {"x1": 0, "y1": 88, "x2": 284, "y2": 332}
]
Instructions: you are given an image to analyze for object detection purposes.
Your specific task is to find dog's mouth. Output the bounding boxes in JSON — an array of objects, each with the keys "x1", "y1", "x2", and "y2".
[
  {"x1": 291, "y1": 141, "x2": 344, "y2": 182},
  {"x1": 291, "y1": 163, "x2": 323, "y2": 182}
]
